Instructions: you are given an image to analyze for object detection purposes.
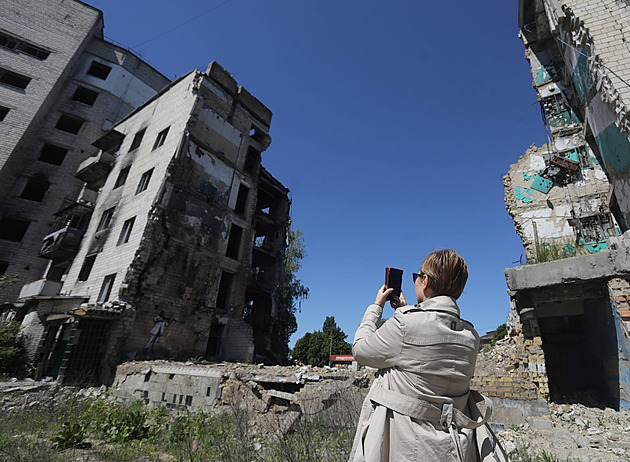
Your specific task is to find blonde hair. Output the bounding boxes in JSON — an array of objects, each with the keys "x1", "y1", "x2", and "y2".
[{"x1": 420, "y1": 249, "x2": 468, "y2": 299}]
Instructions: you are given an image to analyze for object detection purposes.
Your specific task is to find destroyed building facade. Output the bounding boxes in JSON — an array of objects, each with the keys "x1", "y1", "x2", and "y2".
[
  {"x1": 1, "y1": 1, "x2": 291, "y2": 385},
  {"x1": 0, "y1": 0, "x2": 170, "y2": 303},
  {"x1": 501, "y1": 0, "x2": 630, "y2": 411}
]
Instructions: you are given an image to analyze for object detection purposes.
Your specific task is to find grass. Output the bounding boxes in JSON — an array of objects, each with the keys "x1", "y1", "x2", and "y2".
[{"x1": 0, "y1": 395, "x2": 356, "y2": 462}]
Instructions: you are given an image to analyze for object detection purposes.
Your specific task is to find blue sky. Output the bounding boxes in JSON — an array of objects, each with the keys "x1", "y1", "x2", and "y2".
[{"x1": 88, "y1": 0, "x2": 547, "y2": 345}]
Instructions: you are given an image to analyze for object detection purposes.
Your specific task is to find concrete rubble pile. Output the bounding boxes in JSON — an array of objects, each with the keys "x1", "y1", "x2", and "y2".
[{"x1": 498, "y1": 403, "x2": 630, "y2": 461}]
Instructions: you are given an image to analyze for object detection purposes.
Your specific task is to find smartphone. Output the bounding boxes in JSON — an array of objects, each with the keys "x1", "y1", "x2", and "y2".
[{"x1": 385, "y1": 267, "x2": 403, "y2": 301}]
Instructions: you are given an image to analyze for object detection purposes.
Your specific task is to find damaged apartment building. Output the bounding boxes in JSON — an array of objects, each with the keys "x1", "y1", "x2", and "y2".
[
  {"x1": 501, "y1": 0, "x2": 630, "y2": 411},
  {"x1": 1, "y1": 0, "x2": 291, "y2": 385}
]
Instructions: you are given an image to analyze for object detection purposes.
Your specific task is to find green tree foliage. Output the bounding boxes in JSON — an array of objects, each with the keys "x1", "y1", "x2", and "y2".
[
  {"x1": 491, "y1": 323, "x2": 508, "y2": 346},
  {"x1": 0, "y1": 321, "x2": 31, "y2": 378},
  {"x1": 292, "y1": 316, "x2": 352, "y2": 367},
  {"x1": 271, "y1": 228, "x2": 309, "y2": 360}
]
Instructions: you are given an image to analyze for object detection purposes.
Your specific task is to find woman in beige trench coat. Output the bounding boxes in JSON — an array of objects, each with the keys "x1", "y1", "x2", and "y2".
[{"x1": 349, "y1": 249, "x2": 506, "y2": 462}]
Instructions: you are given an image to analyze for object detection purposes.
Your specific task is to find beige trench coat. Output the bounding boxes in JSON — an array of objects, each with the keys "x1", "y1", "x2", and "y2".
[{"x1": 349, "y1": 296, "x2": 499, "y2": 462}]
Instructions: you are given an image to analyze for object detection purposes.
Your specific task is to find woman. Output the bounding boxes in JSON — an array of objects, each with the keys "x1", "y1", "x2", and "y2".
[{"x1": 349, "y1": 249, "x2": 503, "y2": 462}]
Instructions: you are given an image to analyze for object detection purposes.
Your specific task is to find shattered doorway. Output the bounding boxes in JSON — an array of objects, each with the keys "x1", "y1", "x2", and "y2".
[
  {"x1": 64, "y1": 319, "x2": 109, "y2": 385},
  {"x1": 536, "y1": 297, "x2": 619, "y2": 409}
]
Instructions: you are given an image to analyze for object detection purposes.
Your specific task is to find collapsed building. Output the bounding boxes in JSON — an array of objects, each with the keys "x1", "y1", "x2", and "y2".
[
  {"x1": 1, "y1": 1, "x2": 291, "y2": 385},
  {"x1": 498, "y1": 0, "x2": 630, "y2": 411}
]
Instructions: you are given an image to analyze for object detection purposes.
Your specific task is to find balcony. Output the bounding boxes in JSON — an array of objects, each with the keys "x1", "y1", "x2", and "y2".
[
  {"x1": 76, "y1": 151, "x2": 115, "y2": 189},
  {"x1": 18, "y1": 279, "x2": 62, "y2": 301},
  {"x1": 39, "y1": 226, "x2": 85, "y2": 259}
]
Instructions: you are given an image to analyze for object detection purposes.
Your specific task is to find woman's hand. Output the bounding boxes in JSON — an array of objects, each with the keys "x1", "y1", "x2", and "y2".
[
  {"x1": 374, "y1": 285, "x2": 394, "y2": 308},
  {"x1": 390, "y1": 291, "x2": 406, "y2": 309}
]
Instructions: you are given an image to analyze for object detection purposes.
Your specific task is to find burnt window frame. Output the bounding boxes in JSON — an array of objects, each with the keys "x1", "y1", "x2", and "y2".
[
  {"x1": 96, "y1": 207, "x2": 115, "y2": 232},
  {"x1": 55, "y1": 114, "x2": 85, "y2": 134},
  {"x1": 77, "y1": 254, "x2": 97, "y2": 282},
  {"x1": 113, "y1": 165, "x2": 131, "y2": 189},
  {"x1": 0, "y1": 217, "x2": 30, "y2": 242},
  {"x1": 38, "y1": 143, "x2": 68, "y2": 166},
  {"x1": 225, "y1": 224, "x2": 243, "y2": 260},
  {"x1": 129, "y1": 128, "x2": 146, "y2": 152},
  {"x1": 20, "y1": 178, "x2": 50, "y2": 202},
  {"x1": 71, "y1": 86, "x2": 99, "y2": 106},
  {"x1": 87, "y1": 61, "x2": 112, "y2": 80}
]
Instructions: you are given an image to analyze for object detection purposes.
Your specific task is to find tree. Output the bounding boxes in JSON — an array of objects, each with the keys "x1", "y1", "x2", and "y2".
[
  {"x1": 292, "y1": 316, "x2": 351, "y2": 367},
  {"x1": 491, "y1": 324, "x2": 508, "y2": 346},
  {"x1": 270, "y1": 228, "x2": 309, "y2": 361}
]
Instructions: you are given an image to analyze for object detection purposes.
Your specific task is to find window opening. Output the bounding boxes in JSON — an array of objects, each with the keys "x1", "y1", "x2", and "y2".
[
  {"x1": 129, "y1": 128, "x2": 146, "y2": 151},
  {"x1": 38, "y1": 144, "x2": 67, "y2": 165},
  {"x1": 117, "y1": 217, "x2": 135, "y2": 245},
  {"x1": 55, "y1": 114, "x2": 84, "y2": 134},
  {"x1": 136, "y1": 168, "x2": 153, "y2": 194},
  {"x1": 71, "y1": 86, "x2": 99, "y2": 106},
  {"x1": 20, "y1": 178, "x2": 50, "y2": 202},
  {"x1": 0, "y1": 262, "x2": 8, "y2": 275},
  {"x1": 113, "y1": 166, "x2": 130, "y2": 189},
  {"x1": 234, "y1": 184, "x2": 250, "y2": 215},
  {"x1": 0, "y1": 106, "x2": 9, "y2": 122},
  {"x1": 0, "y1": 67, "x2": 31, "y2": 90},
  {"x1": 244, "y1": 146, "x2": 260, "y2": 174},
  {"x1": 216, "y1": 272, "x2": 234, "y2": 309},
  {"x1": 96, "y1": 207, "x2": 115, "y2": 231},
  {"x1": 226, "y1": 224, "x2": 243, "y2": 259},
  {"x1": 77, "y1": 255, "x2": 97, "y2": 282},
  {"x1": 97, "y1": 274, "x2": 116, "y2": 303},
  {"x1": 87, "y1": 61, "x2": 112, "y2": 80},
  {"x1": 0, "y1": 217, "x2": 30, "y2": 241},
  {"x1": 152, "y1": 127, "x2": 170, "y2": 150},
  {"x1": 0, "y1": 32, "x2": 50, "y2": 60}
]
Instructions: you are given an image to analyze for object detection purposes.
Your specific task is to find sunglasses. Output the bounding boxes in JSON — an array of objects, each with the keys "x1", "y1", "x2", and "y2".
[{"x1": 412, "y1": 272, "x2": 423, "y2": 283}]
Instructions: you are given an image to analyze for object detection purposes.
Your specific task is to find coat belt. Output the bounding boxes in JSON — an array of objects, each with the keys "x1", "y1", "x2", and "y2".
[{"x1": 369, "y1": 386, "x2": 492, "y2": 430}]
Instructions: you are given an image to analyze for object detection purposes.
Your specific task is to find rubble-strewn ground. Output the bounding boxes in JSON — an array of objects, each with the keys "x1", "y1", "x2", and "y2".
[{"x1": 2, "y1": 362, "x2": 630, "y2": 461}]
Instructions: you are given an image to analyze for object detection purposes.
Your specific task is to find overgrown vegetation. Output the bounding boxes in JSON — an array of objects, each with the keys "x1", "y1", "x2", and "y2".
[
  {"x1": 0, "y1": 320, "x2": 32, "y2": 379},
  {"x1": 527, "y1": 239, "x2": 588, "y2": 264},
  {"x1": 0, "y1": 396, "x2": 355, "y2": 461}
]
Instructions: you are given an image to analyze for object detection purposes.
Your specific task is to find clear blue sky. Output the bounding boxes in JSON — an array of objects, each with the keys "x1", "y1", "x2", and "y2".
[{"x1": 88, "y1": 0, "x2": 546, "y2": 345}]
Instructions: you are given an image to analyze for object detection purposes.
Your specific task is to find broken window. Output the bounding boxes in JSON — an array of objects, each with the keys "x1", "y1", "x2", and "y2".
[
  {"x1": 0, "y1": 106, "x2": 9, "y2": 122},
  {"x1": 152, "y1": 127, "x2": 170, "y2": 150},
  {"x1": 96, "y1": 207, "x2": 115, "y2": 231},
  {"x1": 77, "y1": 255, "x2": 97, "y2": 282},
  {"x1": 216, "y1": 272, "x2": 234, "y2": 309},
  {"x1": 97, "y1": 273, "x2": 116, "y2": 303},
  {"x1": 0, "y1": 261, "x2": 8, "y2": 275},
  {"x1": 249, "y1": 125, "x2": 267, "y2": 144},
  {"x1": 136, "y1": 168, "x2": 153, "y2": 194},
  {"x1": 20, "y1": 178, "x2": 50, "y2": 202},
  {"x1": 234, "y1": 184, "x2": 250, "y2": 216},
  {"x1": 540, "y1": 93, "x2": 568, "y2": 116},
  {"x1": 0, "y1": 32, "x2": 50, "y2": 60},
  {"x1": 226, "y1": 224, "x2": 243, "y2": 260},
  {"x1": 129, "y1": 128, "x2": 146, "y2": 151},
  {"x1": 38, "y1": 143, "x2": 67, "y2": 166},
  {"x1": 87, "y1": 61, "x2": 112, "y2": 80},
  {"x1": 113, "y1": 166, "x2": 130, "y2": 189},
  {"x1": 244, "y1": 146, "x2": 260, "y2": 174},
  {"x1": 72, "y1": 86, "x2": 99, "y2": 106},
  {"x1": 0, "y1": 67, "x2": 31, "y2": 90},
  {"x1": 117, "y1": 217, "x2": 135, "y2": 246},
  {"x1": 55, "y1": 114, "x2": 84, "y2": 134},
  {"x1": 0, "y1": 217, "x2": 30, "y2": 241}
]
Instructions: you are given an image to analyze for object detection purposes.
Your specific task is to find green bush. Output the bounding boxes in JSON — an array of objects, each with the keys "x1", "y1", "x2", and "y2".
[{"x1": 0, "y1": 320, "x2": 32, "y2": 378}]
